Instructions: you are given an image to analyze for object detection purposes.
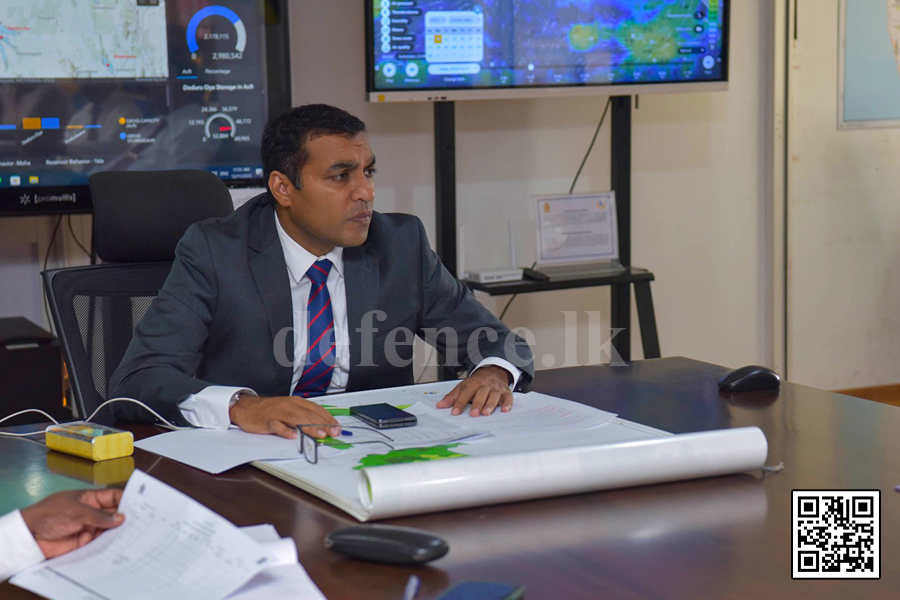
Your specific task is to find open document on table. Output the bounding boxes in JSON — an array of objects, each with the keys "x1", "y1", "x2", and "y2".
[
  {"x1": 11, "y1": 470, "x2": 326, "y2": 600},
  {"x1": 132, "y1": 384, "x2": 618, "y2": 474},
  {"x1": 250, "y1": 383, "x2": 769, "y2": 521},
  {"x1": 128, "y1": 381, "x2": 768, "y2": 523}
]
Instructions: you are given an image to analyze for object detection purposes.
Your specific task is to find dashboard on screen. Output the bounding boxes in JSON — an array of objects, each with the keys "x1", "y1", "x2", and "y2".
[
  {"x1": 0, "y1": 0, "x2": 290, "y2": 216},
  {"x1": 367, "y1": 0, "x2": 728, "y2": 102}
]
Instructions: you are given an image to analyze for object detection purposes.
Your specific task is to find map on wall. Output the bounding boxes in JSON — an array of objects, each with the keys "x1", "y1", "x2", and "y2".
[{"x1": 840, "y1": 0, "x2": 900, "y2": 127}]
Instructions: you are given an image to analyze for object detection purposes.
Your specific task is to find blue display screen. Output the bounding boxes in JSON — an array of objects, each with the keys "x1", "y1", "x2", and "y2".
[{"x1": 370, "y1": 0, "x2": 727, "y2": 91}]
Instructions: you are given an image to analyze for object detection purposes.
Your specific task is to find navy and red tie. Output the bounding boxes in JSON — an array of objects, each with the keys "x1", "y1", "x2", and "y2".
[{"x1": 292, "y1": 259, "x2": 335, "y2": 398}]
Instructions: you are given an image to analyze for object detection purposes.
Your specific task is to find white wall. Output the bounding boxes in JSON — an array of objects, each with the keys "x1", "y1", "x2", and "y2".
[
  {"x1": 290, "y1": 0, "x2": 774, "y2": 372},
  {"x1": 0, "y1": 0, "x2": 776, "y2": 377},
  {"x1": 786, "y1": 0, "x2": 900, "y2": 389}
]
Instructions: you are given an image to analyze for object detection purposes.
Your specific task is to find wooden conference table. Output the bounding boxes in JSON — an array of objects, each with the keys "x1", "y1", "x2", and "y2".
[{"x1": 2, "y1": 357, "x2": 898, "y2": 599}]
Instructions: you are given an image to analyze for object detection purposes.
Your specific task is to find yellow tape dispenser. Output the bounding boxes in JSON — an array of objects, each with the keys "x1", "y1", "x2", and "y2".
[{"x1": 45, "y1": 422, "x2": 134, "y2": 462}]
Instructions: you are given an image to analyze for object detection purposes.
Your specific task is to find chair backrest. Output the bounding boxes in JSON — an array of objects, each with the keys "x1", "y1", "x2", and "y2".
[
  {"x1": 44, "y1": 170, "x2": 235, "y2": 419},
  {"x1": 43, "y1": 263, "x2": 174, "y2": 420},
  {"x1": 89, "y1": 169, "x2": 234, "y2": 262}
]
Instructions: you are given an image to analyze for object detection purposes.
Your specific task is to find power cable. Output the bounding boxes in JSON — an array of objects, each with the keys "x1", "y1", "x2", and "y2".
[
  {"x1": 498, "y1": 97, "x2": 614, "y2": 322},
  {"x1": 41, "y1": 216, "x2": 63, "y2": 334},
  {"x1": 67, "y1": 215, "x2": 91, "y2": 258}
]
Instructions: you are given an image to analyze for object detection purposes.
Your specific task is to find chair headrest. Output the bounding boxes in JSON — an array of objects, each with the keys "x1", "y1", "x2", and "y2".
[{"x1": 89, "y1": 170, "x2": 234, "y2": 262}]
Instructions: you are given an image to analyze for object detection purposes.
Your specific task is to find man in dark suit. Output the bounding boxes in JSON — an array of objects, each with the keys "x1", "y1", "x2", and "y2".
[{"x1": 110, "y1": 104, "x2": 534, "y2": 439}]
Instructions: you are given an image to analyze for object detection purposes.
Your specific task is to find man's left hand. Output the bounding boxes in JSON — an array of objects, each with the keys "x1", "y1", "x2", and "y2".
[{"x1": 436, "y1": 366, "x2": 514, "y2": 417}]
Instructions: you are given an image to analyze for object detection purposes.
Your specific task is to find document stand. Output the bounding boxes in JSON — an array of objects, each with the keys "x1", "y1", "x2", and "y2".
[{"x1": 433, "y1": 97, "x2": 657, "y2": 379}]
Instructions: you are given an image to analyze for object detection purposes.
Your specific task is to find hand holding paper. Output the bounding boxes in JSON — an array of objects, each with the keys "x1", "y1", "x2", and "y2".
[
  {"x1": 14, "y1": 470, "x2": 273, "y2": 600},
  {"x1": 21, "y1": 489, "x2": 125, "y2": 559}
]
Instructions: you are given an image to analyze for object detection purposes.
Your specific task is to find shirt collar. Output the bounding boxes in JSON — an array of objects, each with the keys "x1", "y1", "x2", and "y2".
[{"x1": 274, "y1": 211, "x2": 344, "y2": 285}]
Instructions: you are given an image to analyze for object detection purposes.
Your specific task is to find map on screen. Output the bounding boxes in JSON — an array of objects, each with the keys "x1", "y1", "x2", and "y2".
[
  {"x1": 0, "y1": 0, "x2": 289, "y2": 216},
  {"x1": 0, "y1": 0, "x2": 169, "y2": 79},
  {"x1": 371, "y1": 0, "x2": 726, "y2": 91}
]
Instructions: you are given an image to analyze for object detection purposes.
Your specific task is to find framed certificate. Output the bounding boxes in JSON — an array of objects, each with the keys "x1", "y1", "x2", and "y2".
[{"x1": 534, "y1": 192, "x2": 618, "y2": 267}]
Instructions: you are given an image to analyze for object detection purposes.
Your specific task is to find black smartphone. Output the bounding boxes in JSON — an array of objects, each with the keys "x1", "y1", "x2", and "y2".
[
  {"x1": 434, "y1": 582, "x2": 525, "y2": 600},
  {"x1": 349, "y1": 403, "x2": 417, "y2": 429}
]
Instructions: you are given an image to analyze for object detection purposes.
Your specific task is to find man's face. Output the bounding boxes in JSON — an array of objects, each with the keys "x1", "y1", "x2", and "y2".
[{"x1": 272, "y1": 132, "x2": 375, "y2": 255}]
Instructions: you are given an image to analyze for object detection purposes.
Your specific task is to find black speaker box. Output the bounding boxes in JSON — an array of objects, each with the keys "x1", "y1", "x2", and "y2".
[{"x1": 0, "y1": 317, "x2": 69, "y2": 426}]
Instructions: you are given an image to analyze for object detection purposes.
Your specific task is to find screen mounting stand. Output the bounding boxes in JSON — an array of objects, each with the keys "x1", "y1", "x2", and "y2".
[{"x1": 433, "y1": 96, "x2": 636, "y2": 380}]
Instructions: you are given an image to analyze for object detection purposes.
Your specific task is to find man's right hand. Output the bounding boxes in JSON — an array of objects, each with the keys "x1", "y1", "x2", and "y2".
[
  {"x1": 228, "y1": 395, "x2": 341, "y2": 440},
  {"x1": 21, "y1": 489, "x2": 125, "y2": 559}
]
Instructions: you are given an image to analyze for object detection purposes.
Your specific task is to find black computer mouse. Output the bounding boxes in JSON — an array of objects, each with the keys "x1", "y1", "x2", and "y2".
[
  {"x1": 718, "y1": 365, "x2": 781, "y2": 392},
  {"x1": 324, "y1": 524, "x2": 449, "y2": 565}
]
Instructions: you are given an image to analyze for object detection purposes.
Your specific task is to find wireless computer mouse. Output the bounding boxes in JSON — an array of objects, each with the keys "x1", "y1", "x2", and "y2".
[
  {"x1": 718, "y1": 365, "x2": 781, "y2": 392},
  {"x1": 324, "y1": 524, "x2": 449, "y2": 565}
]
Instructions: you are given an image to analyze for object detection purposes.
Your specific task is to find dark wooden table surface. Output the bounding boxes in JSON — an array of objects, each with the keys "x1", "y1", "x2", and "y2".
[{"x1": 2, "y1": 357, "x2": 898, "y2": 599}]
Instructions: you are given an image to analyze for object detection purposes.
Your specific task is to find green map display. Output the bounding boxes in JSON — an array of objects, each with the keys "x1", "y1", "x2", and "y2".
[{"x1": 354, "y1": 444, "x2": 467, "y2": 470}]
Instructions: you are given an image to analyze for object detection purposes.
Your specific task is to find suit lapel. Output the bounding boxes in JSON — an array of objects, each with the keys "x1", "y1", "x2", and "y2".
[
  {"x1": 247, "y1": 200, "x2": 294, "y2": 395},
  {"x1": 344, "y1": 243, "x2": 379, "y2": 391}
]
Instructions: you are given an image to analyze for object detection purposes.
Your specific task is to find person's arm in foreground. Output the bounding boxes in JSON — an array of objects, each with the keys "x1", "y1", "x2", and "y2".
[{"x1": 0, "y1": 489, "x2": 124, "y2": 581}]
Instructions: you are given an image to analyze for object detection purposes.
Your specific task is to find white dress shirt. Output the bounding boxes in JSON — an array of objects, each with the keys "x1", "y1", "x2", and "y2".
[
  {"x1": 179, "y1": 212, "x2": 521, "y2": 429},
  {"x1": 0, "y1": 510, "x2": 45, "y2": 581}
]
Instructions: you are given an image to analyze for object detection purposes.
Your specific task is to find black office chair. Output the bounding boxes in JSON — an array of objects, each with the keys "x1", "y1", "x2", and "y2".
[{"x1": 43, "y1": 170, "x2": 234, "y2": 420}]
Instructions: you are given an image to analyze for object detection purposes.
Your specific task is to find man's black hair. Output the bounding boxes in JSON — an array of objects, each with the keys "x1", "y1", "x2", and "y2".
[{"x1": 261, "y1": 104, "x2": 367, "y2": 190}]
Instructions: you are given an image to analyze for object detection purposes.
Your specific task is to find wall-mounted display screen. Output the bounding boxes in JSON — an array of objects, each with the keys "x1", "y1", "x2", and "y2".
[
  {"x1": 0, "y1": 0, "x2": 291, "y2": 216},
  {"x1": 367, "y1": 0, "x2": 728, "y2": 102}
]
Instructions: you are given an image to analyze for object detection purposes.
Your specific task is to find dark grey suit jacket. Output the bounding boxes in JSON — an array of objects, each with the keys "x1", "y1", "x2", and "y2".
[{"x1": 109, "y1": 193, "x2": 534, "y2": 424}]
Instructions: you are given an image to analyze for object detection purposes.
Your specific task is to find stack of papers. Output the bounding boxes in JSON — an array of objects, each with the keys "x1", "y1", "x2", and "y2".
[
  {"x1": 134, "y1": 428, "x2": 301, "y2": 474},
  {"x1": 416, "y1": 391, "x2": 619, "y2": 439},
  {"x1": 132, "y1": 388, "x2": 617, "y2": 475},
  {"x1": 228, "y1": 525, "x2": 325, "y2": 600},
  {"x1": 11, "y1": 470, "x2": 325, "y2": 600}
]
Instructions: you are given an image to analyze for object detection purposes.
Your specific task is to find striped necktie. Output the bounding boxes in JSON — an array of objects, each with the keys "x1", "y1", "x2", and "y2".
[{"x1": 292, "y1": 259, "x2": 335, "y2": 398}]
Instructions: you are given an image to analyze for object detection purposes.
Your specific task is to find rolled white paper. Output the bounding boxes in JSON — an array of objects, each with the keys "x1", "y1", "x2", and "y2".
[{"x1": 360, "y1": 426, "x2": 768, "y2": 520}]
